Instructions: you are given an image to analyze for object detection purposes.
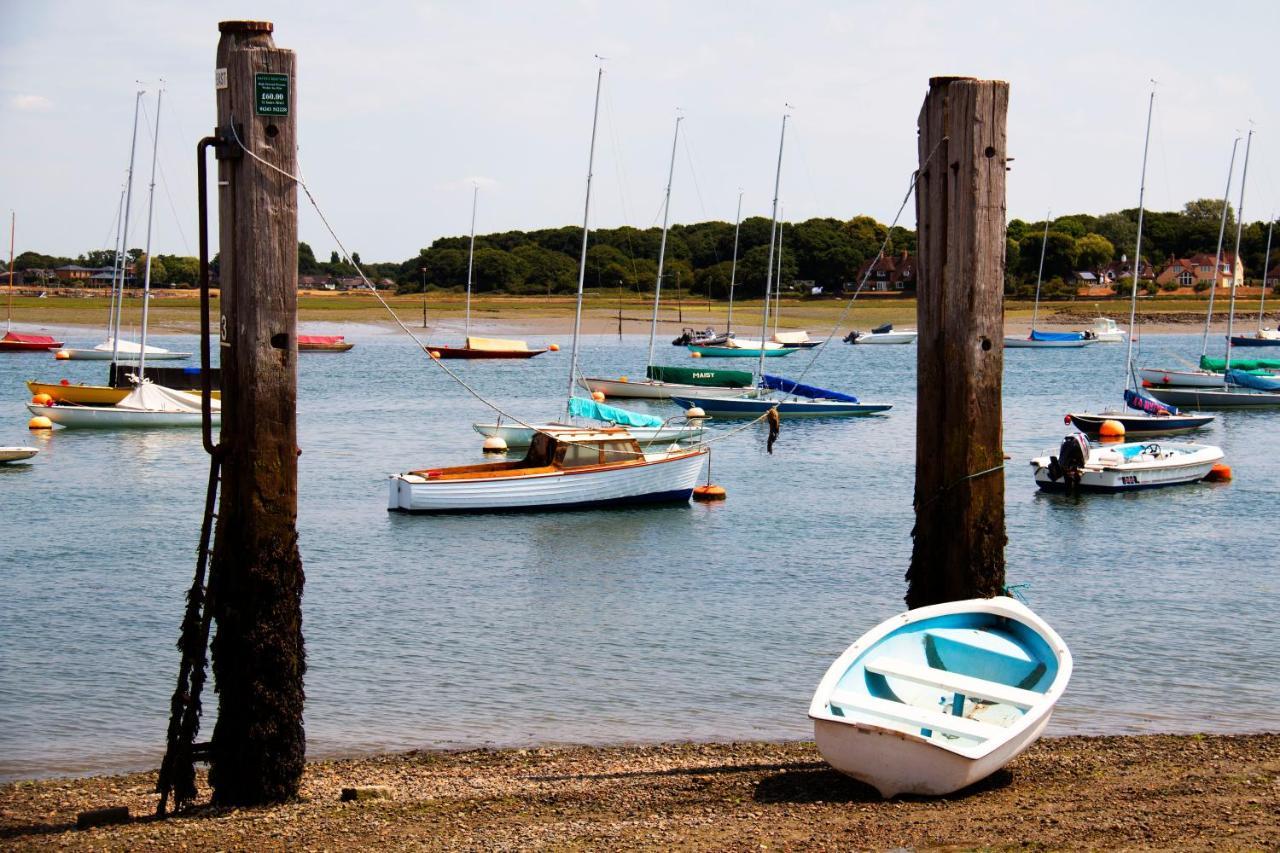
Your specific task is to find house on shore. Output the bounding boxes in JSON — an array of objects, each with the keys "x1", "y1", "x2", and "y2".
[
  {"x1": 850, "y1": 251, "x2": 917, "y2": 293},
  {"x1": 1154, "y1": 253, "x2": 1243, "y2": 290}
]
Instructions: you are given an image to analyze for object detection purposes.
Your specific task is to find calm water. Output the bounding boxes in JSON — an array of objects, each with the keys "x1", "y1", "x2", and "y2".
[{"x1": 1, "y1": 323, "x2": 1276, "y2": 781}]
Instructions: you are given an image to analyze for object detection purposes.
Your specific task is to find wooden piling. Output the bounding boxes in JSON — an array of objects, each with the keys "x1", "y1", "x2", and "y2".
[
  {"x1": 907, "y1": 77, "x2": 1009, "y2": 609},
  {"x1": 207, "y1": 19, "x2": 306, "y2": 805}
]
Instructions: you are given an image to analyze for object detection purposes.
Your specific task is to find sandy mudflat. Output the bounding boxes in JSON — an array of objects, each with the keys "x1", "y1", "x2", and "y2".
[{"x1": 1, "y1": 734, "x2": 1276, "y2": 850}]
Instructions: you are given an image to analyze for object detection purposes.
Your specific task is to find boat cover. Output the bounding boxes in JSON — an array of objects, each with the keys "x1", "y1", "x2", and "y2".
[
  {"x1": 567, "y1": 396, "x2": 664, "y2": 427},
  {"x1": 871, "y1": 323, "x2": 893, "y2": 335},
  {"x1": 298, "y1": 335, "x2": 345, "y2": 345},
  {"x1": 762, "y1": 374, "x2": 860, "y2": 403},
  {"x1": 646, "y1": 364, "x2": 753, "y2": 387},
  {"x1": 118, "y1": 382, "x2": 219, "y2": 413},
  {"x1": 1029, "y1": 330, "x2": 1084, "y2": 342},
  {"x1": 1124, "y1": 388, "x2": 1178, "y2": 415},
  {"x1": 1, "y1": 331, "x2": 60, "y2": 345},
  {"x1": 771, "y1": 331, "x2": 811, "y2": 344},
  {"x1": 466, "y1": 336, "x2": 530, "y2": 352},
  {"x1": 1200, "y1": 355, "x2": 1280, "y2": 371},
  {"x1": 1227, "y1": 369, "x2": 1280, "y2": 392}
]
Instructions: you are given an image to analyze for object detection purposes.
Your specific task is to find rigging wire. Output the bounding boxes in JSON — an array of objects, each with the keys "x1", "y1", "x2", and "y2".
[
  {"x1": 139, "y1": 95, "x2": 193, "y2": 256},
  {"x1": 226, "y1": 123, "x2": 770, "y2": 455}
]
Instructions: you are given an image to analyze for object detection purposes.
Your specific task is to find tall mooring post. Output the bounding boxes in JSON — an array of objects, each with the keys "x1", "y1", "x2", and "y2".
[
  {"x1": 208, "y1": 20, "x2": 305, "y2": 805},
  {"x1": 907, "y1": 77, "x2": 1009, "y2": 609}
]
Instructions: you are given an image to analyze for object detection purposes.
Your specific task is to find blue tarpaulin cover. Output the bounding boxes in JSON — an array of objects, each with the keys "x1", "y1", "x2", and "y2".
[
  {"x1": 568, "y1": 396, "x2": 665, "y2": 427},
  {"x1": 1029, "y1": 330, "x2": 1085, "y2": 342},
  {"x1": 1125, "y1": 388, "x2": 1178, "y2": 415},
  {"x1": 762, "y1": 374, "x2": 860, "y2": 403},
  {"x1": 1227, "y1": 369, "x2": 1280, "y2": 392}
]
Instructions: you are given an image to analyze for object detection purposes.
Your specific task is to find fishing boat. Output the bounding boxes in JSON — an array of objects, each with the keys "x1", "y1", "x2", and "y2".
[
  {"x1": 56, "y1": 339, "x2": 191, "y2": 361},
  {"x1": 671, "y1": 327, "x2": 730, "y2": 346},
  {"x1": 579, "y1": 365, "x2": 755, "y2": 400},
  {"x1": 27, "y1": 381, "x2": 220, "y2": 429},
  {"x1": 1003, "y1": 213, "x2": 1096, "y2": 348},
  {"x1": 843, "y1": 323, "x2": 917, "y2": 345},
  {"x1": 1066, "y1": 87, "x2": 1217, "y2": 438},
  {"x1": 425, "y1": 336, "x2": 547, "y2": 359},
  {"x1": 298, "y1": 334, "x2": 355, "y2": 352},
  {"x1": 1031, "y1": 433, "x2": 1223, "y2": 492},
  {"x1": 0, "y1": 446, "x2": 40, "y2": 463},
  {"x1": 808, "y1": 595, "x2": 1072, "y2": 798},
  {"x1": 1090, "y1": 317, "x2": 1126, "y2": 342},
  {"x1": 394, "y1": 67, "x2": 708, "y2": 513},
  {"x1": 473, "y1": 396, "x2": 704, "y2": 448},
  {"x1": 389, "y1": 426, "x2": 706, "y2": 513},
  {"x1": 1, "y1": 213, "x2": 64, "y2": 352}
]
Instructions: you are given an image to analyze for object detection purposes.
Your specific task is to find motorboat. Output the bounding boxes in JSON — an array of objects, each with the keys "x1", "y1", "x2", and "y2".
[
  {"x1": 809, "y1": 595, "x2": 1072, "y2": 798},
  {"x1": 1090, "y1": 317, "x2": 1126, "y2": 342},
  {"x1": 671, "y1": 327, "x2": 731, "y2": 346},
  {"x1": 1030, "y1": 433, "x2": 1223, "y2": 492},
  {"x1": 844, "y1": 323, "x2": 918, "y2": 345}
]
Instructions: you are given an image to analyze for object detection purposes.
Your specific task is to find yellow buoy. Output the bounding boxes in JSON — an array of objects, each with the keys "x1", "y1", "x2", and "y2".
[
  {"x1": 31, "y1": 393, "x2": 54, "y2": 406},
  {"x1": 591, "y1": 390, "x2": 606, "y2": 402},
  {"x1": 429, "y1": 350, "x2": 442, "y2": 359},
  {"x1": 685, "y1": 406, "x2": 707, "y2": 419},
  {"x1": 690, "y1": 350, "x2": 702, "y2": 358},
  {"x1": 482, "y1": 436, "x2": 508, "y2": 454},
  {"x1": 28, "y1": 416, "x2": 53, "y2": 430},
  {"x1": 54, "y1": 350, "x2": 71, "y2": 360},
  {"x1": 1206, "y1": 463, "x2": 1232, "y2": 482},
  {"x1": 693, "y1": 484, "x2": 727, "y2": 501},
  {"x1": 1099, "y1": 419, "x2": 1125, "y2": 438},
  {"x1": 549, "y1": 343, "x2": 560, "y2": 352},
  {"x1": 618, "y1": 376, "x2": 628, "y2": 383}
]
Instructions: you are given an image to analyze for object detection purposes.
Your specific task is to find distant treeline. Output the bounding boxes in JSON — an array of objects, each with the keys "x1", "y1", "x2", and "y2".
[{"x1": 14, "y1": 199, "x2": 1274, "y2": 299}]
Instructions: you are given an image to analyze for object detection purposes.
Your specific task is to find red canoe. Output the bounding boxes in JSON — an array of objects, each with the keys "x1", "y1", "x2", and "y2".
[
  {"x1": 298, "y1": 334, "x2": 354, "y2": 352},
  {"x1": 0, "y1": 331, "x2": 64, "y2": 352}
]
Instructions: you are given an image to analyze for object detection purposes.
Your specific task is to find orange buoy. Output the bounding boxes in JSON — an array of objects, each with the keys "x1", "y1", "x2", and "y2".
[
  {"x1": 549, "y1": 343, "x2": 560, "y2": 352},
  {"x1": 28, "y1": 416, "x2": 53, "y2": 430},
  {"x1": 693, "y1": 484, "x2": 727, "y2": 501},
  {"x1": 690, "y1": 351, "x2": 702, "y2": 358},
  {"x1": 618, "y1": 376, "x2": 628, "y2": 383},
  {"x1": 1205, "y1": 463, "x2": 1232, "y2": 482},
  {"x1": 54, "y1": 350, "x2": 71, "y2": 360},
  {"x1": 31, "y1": 393, "x2": 53, "y2": 406},
  {"x1": 591, "y1": 390, "x2": 606, "y2": 402},
  {"x1": 429, "y1": 350, "x2": 441, "y2": 359},
  {"x1": 1099, "y1": 419, "x2": 1125, "y2": 438}
]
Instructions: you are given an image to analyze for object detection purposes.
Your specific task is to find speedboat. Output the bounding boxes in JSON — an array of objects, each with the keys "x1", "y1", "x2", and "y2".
[
  {"x1": 1030, "y1": 433, "x2": 1223, "y2": 492},
  {"x1": 671, "y1": 327, "x2": 730, "y2": 346},
  {"x1": 1090, "y1": 317, "x2": 1126, "y2": 342},
  {"x1": 844, "y1": 323, "x2": 917, "y2": 345},
  {"x1": 809, "y1": 595, "x2": 1072, "y2": 798}
]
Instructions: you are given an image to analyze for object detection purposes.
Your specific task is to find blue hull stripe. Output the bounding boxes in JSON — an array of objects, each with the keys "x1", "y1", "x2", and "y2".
[{"x1": 390, "y1": 488, "x2": 694, "y2": 515}]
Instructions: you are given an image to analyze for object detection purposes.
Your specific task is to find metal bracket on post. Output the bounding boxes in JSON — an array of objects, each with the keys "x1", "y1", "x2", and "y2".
[{"x1": 214, "y1": 123, "x2": 244, "y2": 161}]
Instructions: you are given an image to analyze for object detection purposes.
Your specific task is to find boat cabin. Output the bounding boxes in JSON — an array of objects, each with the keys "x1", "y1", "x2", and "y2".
[{"x1": 408, "y1": 427, "x2": 646, "y2": 481}]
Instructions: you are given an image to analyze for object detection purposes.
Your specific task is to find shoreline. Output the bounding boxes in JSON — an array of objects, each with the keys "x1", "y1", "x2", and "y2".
[{"x1": 2, "y1": 733, "x2": 1276, "y2": 849}]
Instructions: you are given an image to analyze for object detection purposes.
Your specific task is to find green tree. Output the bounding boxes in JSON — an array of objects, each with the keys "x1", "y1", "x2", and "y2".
[
  {"x1": 161, "y1": 255, "x2": 199, "y2": 286},
  {"x1": 511, "y1": 244, "x2": 576, "y2": 295},
  {"x1": 298, "y1": 242, "x2": 320, "y2": 274},
  {"x1": 1183, "y1": 198, "x2": 1234, "y2": 232},
  {"x1": 1074, "y1": 233, "x2": 1115, "y2": 270}
]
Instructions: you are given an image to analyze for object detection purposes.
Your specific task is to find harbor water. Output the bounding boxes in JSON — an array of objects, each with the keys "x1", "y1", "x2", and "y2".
[{"x1": 1, "y1": 326, "x2": 1276, "y2": 781}]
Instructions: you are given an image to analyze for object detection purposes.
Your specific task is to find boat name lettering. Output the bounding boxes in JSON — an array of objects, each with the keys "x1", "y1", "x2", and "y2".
[{"x1": 1120, "y1": 475, "x2": 1139, "y2": 485}]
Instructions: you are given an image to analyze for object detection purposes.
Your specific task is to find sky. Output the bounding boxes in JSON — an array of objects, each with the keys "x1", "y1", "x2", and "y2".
[{"x1": 2, "y1": 0, "x2": 1278, "y2": 263}]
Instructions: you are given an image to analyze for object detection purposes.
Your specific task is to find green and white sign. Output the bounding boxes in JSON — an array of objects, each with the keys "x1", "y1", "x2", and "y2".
[{"x1": 254, "y1": 72, "x2": 289, "y2": 116}]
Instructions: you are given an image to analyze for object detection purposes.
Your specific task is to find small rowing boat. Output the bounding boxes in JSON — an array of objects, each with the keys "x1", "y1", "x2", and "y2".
[{"x1": 298, "y1": 334, "x2": 354, "y2": 352}]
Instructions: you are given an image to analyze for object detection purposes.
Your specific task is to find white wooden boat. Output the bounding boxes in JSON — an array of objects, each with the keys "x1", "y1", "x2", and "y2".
[
  {"x1": 0, "y1": 446, "x2": 40, "y2": 463},
  {"x1": 389, "y1": 426, "x2": 707, "y2": 513},
  {"x1": 809, "y1": 595, "x2": 1072, "y2": 798},
  {"x1": 1030, "y1": 434, "x2": 1223, "y2": 492},
  {"x1": 57, "y1": 339, "x2": 191, "y2": 361},
  {"x1": 26, "y1": 383, "x2": 220, "y2": 429},
  {"x1": 1090, "y1": 317, "x2": 1126, "y2": 342},
  {"x1": 473, "y1": 418, "x2": 703, "y2": 448}
]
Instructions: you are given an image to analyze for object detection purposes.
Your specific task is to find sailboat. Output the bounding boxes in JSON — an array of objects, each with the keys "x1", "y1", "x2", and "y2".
[
  {"x1": 0, "y1": 212, "x2": 64, "y2": 352},
  {"x1": 1229, "y1": 217, "x2": 1277, "y2": 346},
  {"x1": 1004, "y1": 214, "x2": 1097, "y2": 348},
  {"x1": 27, "y1": 89, "x2": 221, "y2": 429},
  {"x1": 1056, "y1": 86, "x2": 1222, "y2": 477},
  {"x1": 392, "y1": 66, "x2": 707, "y2": 513},
  {"x1": 423, "y1": 186, "x2": 545, "y2": 360},
  {"x1": 672, "y1": 111, "x2": 890, "y2": 418},
  {"x1": 580, "y1": 118, "x2": 754, "y2": 399}
]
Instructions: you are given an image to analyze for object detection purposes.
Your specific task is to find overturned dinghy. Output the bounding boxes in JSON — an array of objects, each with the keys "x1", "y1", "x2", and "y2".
[{"x1": 809, "y1": 596, "x2": 1072, "y2": 798}]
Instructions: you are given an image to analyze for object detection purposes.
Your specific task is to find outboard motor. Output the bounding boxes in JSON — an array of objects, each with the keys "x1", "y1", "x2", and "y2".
[
  {"x1": 1047, "y1": 433, "x2": 1090, "y2": 490},
  {"x1": 843, "y1": 330, "x2": 861, "y2": 344}
]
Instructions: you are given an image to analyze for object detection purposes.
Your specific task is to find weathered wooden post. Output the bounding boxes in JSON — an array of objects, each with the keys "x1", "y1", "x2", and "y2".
[
  {"x1": 906, "y1": 77, "x2": 1009, "y2": 609},
  {"x1": 208, "y1": 19, "x2": 305, "y2": 805}
]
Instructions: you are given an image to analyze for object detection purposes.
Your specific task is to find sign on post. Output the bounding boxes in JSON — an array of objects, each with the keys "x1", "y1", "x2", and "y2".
[{"x1": 254, "y1": 72, "x2": 289, "y2": 116}]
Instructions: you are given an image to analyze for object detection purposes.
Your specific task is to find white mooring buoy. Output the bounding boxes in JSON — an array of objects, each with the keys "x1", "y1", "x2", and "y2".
[{"x1": 482, "y1": 436, "x2": 508, "y2": 454}]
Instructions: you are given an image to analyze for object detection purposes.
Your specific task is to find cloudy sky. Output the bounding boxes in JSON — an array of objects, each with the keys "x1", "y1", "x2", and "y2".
[{"x1": 2, "y1": 0, "x2": 1277, "y2": 263}]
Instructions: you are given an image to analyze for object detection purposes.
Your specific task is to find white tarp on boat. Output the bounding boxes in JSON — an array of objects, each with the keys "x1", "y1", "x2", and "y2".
[
  {"x1": 94, "y1": 338, "x2": 175, "y2": 355},
  {"x1": 117, "y1": 382, "x2": 218, "y2": 413},
  {"x1": 771, "y1": 331, "x2": 811, "y2": 345}
]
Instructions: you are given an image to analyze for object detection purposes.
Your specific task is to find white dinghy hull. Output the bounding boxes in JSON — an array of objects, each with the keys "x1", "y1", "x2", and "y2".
[
  {"x1": 809, "y1": 596, "x2": 1071, "y2": 798},
  {"x1": 0, "y1": 446, "x2": 40, "y2": 463},
  {"x1": 577, "y1": 377, "x2": 751, "y2": 400}
]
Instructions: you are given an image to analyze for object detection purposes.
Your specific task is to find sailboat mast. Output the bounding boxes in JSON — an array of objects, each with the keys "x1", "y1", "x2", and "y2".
[
  {"x1": 135, "y1": 87, "x2": 163, "y2": 382},
  {"x1": 1200, "y1": 137, "x2": 1241, "y2": 356},
  {"x1": 1123, "y1": 88, "x2": 1155, "y2": 386},
  {"x1": 111, "y1": 88, "x2": 145, "y2": 365},
  {"x1": 105, "y1": 186, "x2": 126, "y2": 344},
  {"x1": 1031, "y1": 212, "x2": 1050, "y2": 332},
  {"x1": 757, "y1": 112, "x2": 789, "y2": 383},
  {"x1": 646, "y1": 113, "x2": 682, "y2": 371},
  {"x1": 774, "y1": 210, "x2": 784, "y2": 335},
  {"x1": 6, "y1": 211, "x2": 13, "y2": 333},
  {"x1": 1223, "y1": 128, "x2": 1253, "y2": 375},
  {"x1": 465, "y1": 184, "x2": 477, "y2": 339},
  {"x1": 566, "y1": 65, "x2": 605, "y2": 412},
  {"x1": 726, "y1": 190, "x2": 742, "y2": 334},
  {"x1": 1257, "y1": 217, "x2": 1274, "y2": 332}
]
